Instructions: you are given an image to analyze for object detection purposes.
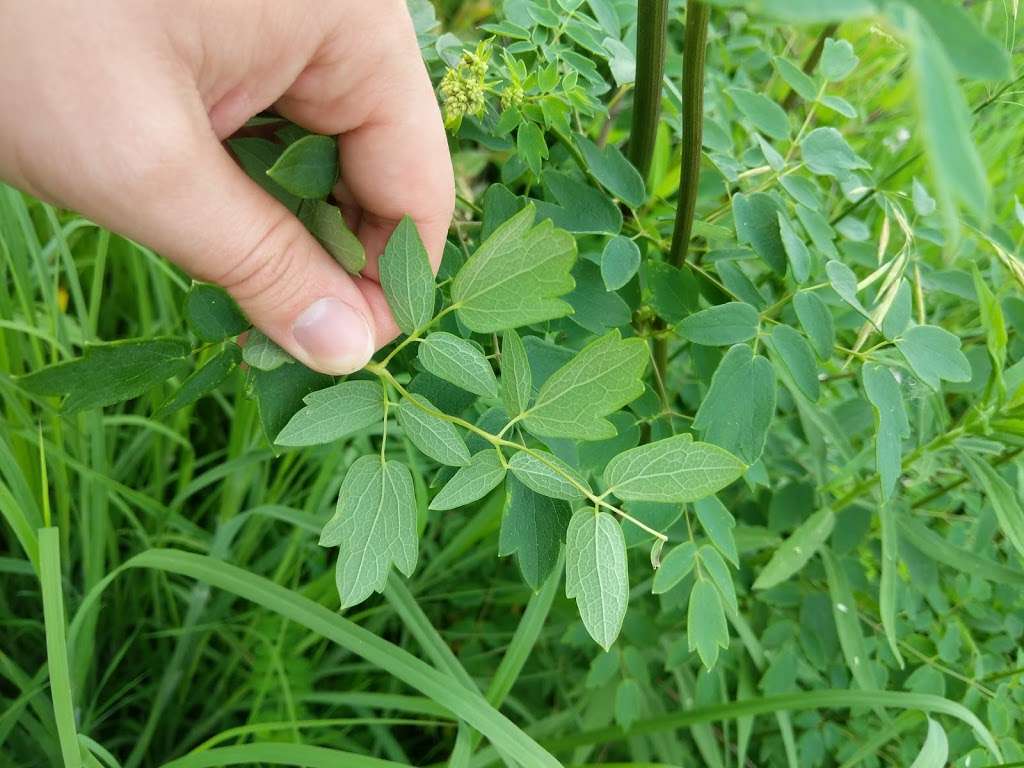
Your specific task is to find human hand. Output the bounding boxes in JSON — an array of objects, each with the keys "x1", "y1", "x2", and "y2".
[{"x1": 0, "y1": 0, "x2": 454, "y2": 375}]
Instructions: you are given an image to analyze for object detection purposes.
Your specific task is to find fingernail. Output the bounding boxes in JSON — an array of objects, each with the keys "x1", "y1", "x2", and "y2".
[{"x1": 292, "y1": 297, "x2": 375, "y2": 374}]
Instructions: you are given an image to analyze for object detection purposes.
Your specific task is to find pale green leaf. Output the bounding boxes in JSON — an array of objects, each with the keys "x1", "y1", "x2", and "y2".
[
  {"x1": 895, "y1": 325, "x2": 971, "y2": 390},
  {"x1": 380, "y1": 216, "x2": 435, "y2": 335},
  {"x1": 700, "y1": 544, "x2": 738, "y2": 616},
  {"x1": 819, "y1": 38, "x2": 858, "y2": 80},
  {"x1": 727, "y1": 88, "x2": 790, "y2": 140},
  {"x1": 801, "y1": 127, "x2": 869, "y2": 177},
  {"x1": 753, "y1": 508, "x2": 835, "y2": 590},
  {"x1": 678, "y1": 302, "x2": 759, "y2": 346},
  {"x1": 961, "y1": 453, "x2": 1024, "y2": 562},
  {"x1": 508, "y1": 450, "x2": 590, "y2": 500},
  {"x1": 429, "y1": 450, "x2": 507, "y2": 511},
  {"x1": 320, "y1": 456, "x2": 418, "y2": 608},
  {"x1": 909, "y1": 718, "x2": 949, "y2": 768},
  {"x1": 826, "y1": 260, "x2": 870, "y2": 319},
  {"x1": 398, "y1": 394, "x2": 471, "y2": 466},
  {"x1": 266, "y1": 134, "x2": 338, "y2": 198},
  {"x1": 777, "y1": 214, "x2": 810, "y2": 284},
  {"x1": 879, "y1": 501, "x2": 904, "y2": 667},
  {"x1": 453, "y1": 205, "x2": 577, "y2": 332},
  {"x1": 523, "y1": 330, "x2": 648, "y2": 440},
  {"x1": 601, "y1": 235, "x2": 641, "y2": 291},
  {"x1": 566, "y1": 509, "x2": 628, "y2": 649},
  {"x1": 899, "y1": 0, "x2": 1011, "y2": 81},
  {"x1": 517, "y1": 122, "x2": 548, "y2": 177},
  {"x1": 695, "y1": 496, "x2": 739, "y2": 567},
  {"x1": 794, "y1": 291, "x2": 835, "y2": 359},
  {"x1": 614, "y1": 679, "x2": 645, "y2": 732},
  {"x1": 733, "y1": 193, "x2": 787, "y2": 273},
  {"x1": 276, "y1": 380, "x2": 385, "y2": 447},
  {"x1": 418, "y1": 332, "x2": 498, "y2": 398},
  {"x1": 500, "y1": 477, "x2": 572, "y2": 590},
  {"x1": 604, "y1": 433, "x2": 746, "y2": 503}
]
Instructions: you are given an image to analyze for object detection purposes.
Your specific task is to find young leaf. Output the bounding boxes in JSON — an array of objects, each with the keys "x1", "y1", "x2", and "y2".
[
  {"x1": 380, "y1": 216, "x2": 435, "y2": 335},
  {"x1": 500, "y1": 329, "x2": 532, "y2": 416},
  {"x1": 319, "y1": 456, "x2": 418, "y2": 608},
  {"x1": 576, "y1": 136, "x2": 646, "y2": 208},
  {"x1": 753, "y1": 508, "x2": 835, "y2": 590},
  {"x1": 508, "y1": 450, "x2": 591, "y2": 500},
  {"x1": 276, "y1": 380, "x2": 385, "y2": 447},
  {"x1": 652, "y1": 542, "x2": 697, "y2": 594},
  {"x1": 603, "y1": 433, "x2": 746, "y2": 503},
  {"x1": 693, "y1": 344, "x2": 776, "y2": 464},
  {"x1": 452, "y1": 204, "x2": 577, "y2": 332},
  {"x1": 243, "y1": 330, "x2": 294, "y2": 371},
  {"x1": 429, "y1": 450, "x2": 507, "y2": 511},
  {"x1": 819, "y1": 38, "x2": 858, "y2": 80},
  {"x1": 19, "y1": 338, "x2": 191, "y2": 413},
  {"x1": 733, "y1": 193, "x2": 787, "y2": 273},
  {"x1": 301, "y1": 200, "x2": 366, "y2": 274},
  {"x1": 727, "y1": 88, "x2": 790, "y2": 140},
  {"x1": 266, "y1": 134, "x2": 338, "y2": 198},
  {"x1": 678, "y1": 302, "x2": 759, "y2": 346},
  {"x1": 895, "y1": 325, "x2": 971, "y2": 390},
  {"x1": 157, "y1": 345, "x2": 241, "y2": 417},
  {"x1": 500, "y1": 477, "x2": 572, "y2": 590},
  {"x1": 601, "y1": 235, "x2": 641, "y2": 291},
  {"x1": 794, "y1": 291, "x2": 835, "y2": 359},
  {"x1": 688, "y1": 578, "x2": 728, "y2": 670},
  {"x1": 800, "y1": 127, "x2": 869, "y2": 177},
  {"x1": 770, "y1": 324, "x2": 820, "y2": 402},
  {"x1": 565, "y1": 509, "x2": 628, "y2": 650},
  {"x1": 418, "y1": 332, "x2": 498, "y2": 399},
  {"x1": 397, "y1": 394, "x2": 471, "y2": 466},
  {"x1": 184, "y1": 283, "x2": 249, "y2": 342},
  {"x1": 863, "y1": 364, "x2": 909, "y2": 500},
  {"x1": 523, "y1": 330, "x2": 648, "y2": 440}
]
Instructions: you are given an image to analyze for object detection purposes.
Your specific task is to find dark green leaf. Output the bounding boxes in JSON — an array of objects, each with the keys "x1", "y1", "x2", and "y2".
[
  {"x1": 576, "y1": 136, "x2": 646, "y2": 208},
  {"x1": 157, "y1": 345, "x2": 241, "y2": 416},
  {"x1": 733, "y1": 193, "x2": 787, "y2": 273},
  {"x1": 266, "y1": 134, "x2": 338, "y2": 198},
  {"x1": 500, "y1": 477, "x2": 572, "y2": 590},
  {"x1": 380, "y1": 216, "x2": 435, "y2": 335},
  {"x1": 184, "y1": 283, "x2": 249, "y2": 343},
  {"x1": 301, "y1": 200, "x2": 366, "y2": 274}
]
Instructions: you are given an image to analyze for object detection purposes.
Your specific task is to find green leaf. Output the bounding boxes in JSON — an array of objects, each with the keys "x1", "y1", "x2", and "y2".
[
  {"x1": 777, "y1": 214, "x2": 810, "y2": 284},
  {"x1": 320, "y1": 456, "x2": 418, "y2": 608},
  {"x1": 700, "y1": 544, "x2": 738, "y2": 616},
  {"x1": 229, "y1": 137, "x2": 300, "y2": 212},
  {"x1": 909, "y1": 718, "x2": 948, "y2": 768},
  {"x1": 794, "y1": 291, "x2": 835, "y2": 359},
  {"x1": 753, "y1": 508, "x2": 835, "y2": 590},
  {"x1": 533, "y1": 169, "x2": 623, "y2": 235},
  {"x1": 242, "y1": 330, "x2": 293, "y2": 371},
  {"x1": 770, "y1": 325, "x2": 820, "y2": 402},
  {"x1": 973, "y1": 265, "x2": 1007, "y2": 377},
  {"x1": 961, "y1": 453, "x2": 1024, "y2": 562},
  {"x1": 733, "y1": 193, "x2": 787, "y2": 273},
  {"x1": 795, "y1": 203, "x2": 838, "y2": 258},
  {"x1": 276, "y1": 380, "x2": 385, "y2": 447},
  {"x1": 614, "y1": 679, "x2": 645, "y2": 732},
  {"x1": 565, "y1": 509, "x2": 628, "y2": 649},
  {"x1": 895, "y1": 325, "x2": 971, "y2": 390},
  {"x1": 821, "y1": 548, "x2": 880, "y2": 691},
  {"x1": 576, "y1": 136, "x2": 646, "y2": 208},
  {"x1": 863, "y1": 364, "x2": 909, "y2": 500},
  {"x1": 774, "y1": 56, "x2": 818, "y2": 101},
  {"x1": 906, "y1": 8, "x2": 989, "y2": 218},
  {"x1": 652, "y1": 541, "x2": 697, "y2": 594},
  {"x1": 500, "y1": 329, "x2": 532, "y2": 416},
  {"x1": 252, "y1": 364, "x2": 333, "y2": 442},
  {"x1": 300, "y1": 200, "x2": 366, "y2": 274},
  {"x1": 157, "y1": 345, "x2": 241, "y2": 417},
  {"x1": 826, "y1": 259, "x2": 870, "y2": 319},
  {"x1": 688, "y1": 578, "x2": 728, "y2": 670},
  {"x1": 819, "y1": 38, "x2": 858, "y2": 80},
  {"x1": 695, "y1": 496, "x2": 739, "y2": 567},
  {"x1": 380, "y1": 216, "x2": 435, "y2": 335},
  {"x1": 517, "y1": 122, "x2": 548, "y2": 177},
  {"x1": 19, "y1": 338, "x2": 191, "y2": 413},
  {"x1": 879, "y1": 501, "x2": 904, "y2": 668},
  {"x1": 500, "y1": 477, "x2": 572, "y2": 590},
  {"x1": 693, "y1": 344, "x2": 776, "y2": 464},
  {"x1": 184, "y1": 283, "x2": 249, "y2": 342},
  {"x1": 898, "y1": 0, "x2": 1011, "y2": 81},
  {"x1": 604, "y1": 434, "x2": 746, "y2": 503},
  {"x1": 727, "y1": 88, "x2": 790, "y2": 140},
  {"x1": 678, "y1": 302, "x2": 759, "y2": 346},
  {"x1": 523, "y1": 330, "x2": 648, "y2": 440},
  {"x1": 508, "y1": 450, "x2": 591, "y2": 501},
  {"x1": 266, "y1": 134, "x2": 338, "y2": 198},
  {"x1": 601, "y1": 235, "x2": 641, "y2": 291},
  {"x1": 398, "y1": 394, "x2": 471, "y2": 466},
  {"x1": 643, "y1": 261, "x2": 700, "y2": 323},
  {"x1": 566, "y1": 260, "x2": 632, "y2": 333},
  {"x1": 430, "y1": 450, "x2": 507, "y2": 511},
  {"x1": 418, "y1": 332, "x2": 498, "y2": 399},
  {"x1": 800, "y1": 127, "x2": 869, "y2": 177},
  {"x1": 453, "y1": 204, "x2": 577, "y2": 332}
]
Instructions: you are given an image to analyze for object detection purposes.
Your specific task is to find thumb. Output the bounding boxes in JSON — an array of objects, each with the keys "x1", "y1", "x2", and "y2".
[{"x1": 126, "y1": 129, "x2": 398, "y2": 376}]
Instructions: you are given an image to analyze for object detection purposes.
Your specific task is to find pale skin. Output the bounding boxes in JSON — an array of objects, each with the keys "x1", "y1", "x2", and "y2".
[{"x1": 0, "y1": 0, "x2": 455, "y2": 375}]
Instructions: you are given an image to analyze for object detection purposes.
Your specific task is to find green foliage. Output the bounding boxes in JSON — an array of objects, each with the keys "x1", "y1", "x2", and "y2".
[{"x1": 4, "y1": 2, "x2": 1024, "y2": 766}]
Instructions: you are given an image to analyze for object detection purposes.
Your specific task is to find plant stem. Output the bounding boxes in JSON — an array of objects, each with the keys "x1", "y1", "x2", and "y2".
[
  {"x1": 667, "y1": 1, "x2": 710, "y2": 270},
  {"x1": 627, "y1": 0, "x2": 669, "y2": 180}
]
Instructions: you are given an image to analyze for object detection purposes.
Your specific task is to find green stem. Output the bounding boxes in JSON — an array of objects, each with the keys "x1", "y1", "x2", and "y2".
[{"x1": 627, "y1": 0, "x2": 669, "y2": 179}]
